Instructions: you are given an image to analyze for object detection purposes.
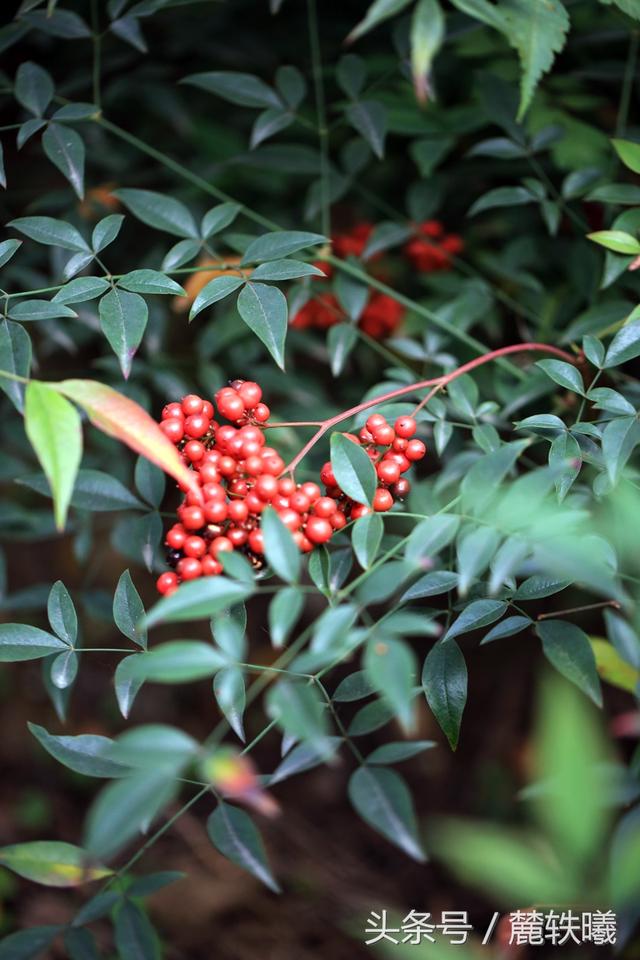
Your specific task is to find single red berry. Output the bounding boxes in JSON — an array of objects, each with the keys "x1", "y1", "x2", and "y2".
[
  {"x1": 162, "y1": 402, "x2": 183, "y2": 420},
  {"x1": 218, "y1": 456, "x2": 237, "y2": 478},
  {"x1": 290, "y1": 491, "x2": 311, "y2": 514},
  {"x1": 351, "y1": 504, "x2": 371, "y2": 519},
  {"x1": 159, "y1": 419, "x2": 184, "y2": 443},
  {"x1": 301, "y1": 482, "x2": 321, "y2": 502},
  {"x1": 228, "y1": 499, "x2": 249, "y2": 523},
  {"x1": 272, "y1": 494, "x2": 290, "y2": 511},
  {"x1": 391, "y1": 478, "x2": 411, "y2": 498},
  {"x1": 305, "y1": 516, "x2": 333, "y2": 544},
  {"x1": 244, "y1": 455, "x2": 264, "y2": 476},
  {"x1": 255, "y1": 474, "x2": 278, "y2": 500},
  {"x1": 239, "y1": 425, "x2": 264, "y2": 445},
  {"x1": 182, "y1": 506, "x2": 205, "y2": 530},
  {"x1": 228, "y1": 478, "x2": 249, "y2": 497},
  {"x1": 248, "y1": 528, "x2": 264, "y2": 553},
  {"x1": 320, "y1": 462, "x2": 336, "y2": 487},
  {"x1": 210, "y1": 536, "x2": 234, "y2": 558},
  {"x1": 166, "y1": 524, "x2": 187, "y2": 549},
  {"x1": 406, "y1": 439, "x2": 427, "y2": 461},
  {"x1": 204, "y1": 499, "x2": 228, "y2": 524},
  {"x1": 184, "y1": 414, "x2": 210, "y2": 439},
  {"x1": 227, "y1": 527, "x2": 248, "y2": 547},
  {"x1": 181, "y1": 394, "x2": 204, "y2": 416},
  {"x1": 184, "y1": 535, "x2": 206, "y2": 558},
  {"x1": 385, "y1": 451, "x2": 411, "y2": 472},
  {"x1": 176, "y1": 557, "x2": 202, "y2": 580},
  {"x1": 238, "y1": 381, "x2": 262, "y2": 408},
  {"x1": 241, "y1": 439, "x2": 262, "y2": 458},
  {"x1": 245, "y1": 491, "x2": 265, "y2": 514},
  {"x1": 201, "y1": 555, "x2": 223, "y2": 576},
  {"x1": 366, "y1": 413, "x2": 386, "y2": 432},
  {"x1": 216, "y1": 424, "x2": 236, "y2": 447},
  {"x1": 201, "y1": 481, "x2": 225, "y2": 501},
  {"x1": 394, "y1": 416, "x2": 417, "y2": 438},
  {"x1": 253, "y1": 402, "x2": 270, "y2": 423},
  {"x1": 202, "y1": 400, "x2": 214, "y2": 419},
  {"x1": 279, "y1": 478, "x2": 296, "y2": 496},
  {"x1": 371, "y1": 424, "x2": 395, "y2": 446},
  {"x1": 199, "y1": 461, "x2": 221, "y2": 484},
  {"x1": 313, "y1": 496, "x2": 338, "y2": 518},
  {"x1": 261, "y1": 454, "x2": 284, "y2": 475},
  {"x1": 278, "y1": 508, "x2": 301, "y2": 532},
  {"x1": 157, "y1": 571, "x2": 179, "y2": 594},
  {"x1": 359, "y1": 427, "x2": 374, "y2": 444},
  {"x1": 218, "y1": 393, "x2": 246, "y2": 421},
  {"x1": 392, "y1": 437, "x2": 408, "y2": 452},
  {"x1": 373, "y1": 488, "x2": 394, "y2": 512},
  {"x1": 377, "y1": 460, "x2": 401, "y2": 484},
  {"x1": 331, "y1": 510, "x2": 347, "y2": 529},
  {"x1": 184, "y1": 440, "x2": 205, "y2": 462}
]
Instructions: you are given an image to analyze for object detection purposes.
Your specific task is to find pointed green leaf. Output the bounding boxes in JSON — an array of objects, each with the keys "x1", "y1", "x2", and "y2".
[
  {"x1": 348, "y1": 765, "x2": 425, "y2": 861},
  {"x1": 207, "y1": 803, "x2": 280, "y2": 892},
  {"x1": 422, "y1": 639, "x2": 467, "y2": 749}
]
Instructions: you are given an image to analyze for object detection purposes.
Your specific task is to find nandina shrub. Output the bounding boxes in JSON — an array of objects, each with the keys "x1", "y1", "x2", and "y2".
[{"x1": 0, "y1": 1, "x2": 640, "y2": 957}]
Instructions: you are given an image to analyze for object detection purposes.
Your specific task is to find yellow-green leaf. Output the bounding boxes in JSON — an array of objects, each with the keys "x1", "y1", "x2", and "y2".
[
  {"x1": 0, "y1": 841, "x2": 111, "y2": 887},
  {"x1": 591, "y1": 638, "x2": 640, "y2": 694}
]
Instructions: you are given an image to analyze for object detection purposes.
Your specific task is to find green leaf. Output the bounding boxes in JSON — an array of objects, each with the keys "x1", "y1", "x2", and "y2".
[
  {"x1": 481, "y1": 615, "x2": 531, "y2": 644},
  {"x1": 201, "y1": 202, "x2": 241, "y2": 239},
  {"x1": 336, "y1": 54, "x2": 367, "y2": 97},
  {"x1": 602, "y1": 415, "x2": 639, "y2": 484},
  {"x1": 250, "y1": 107, "x2": 294, "y2": 148},
  {"x1": 443, "y1": 599, "x2": 507, "y2": 642},
  {"x1": 330, "y1": 432, "x2": 376, "y2": 507},
  {"x1": 7, "y1": 299, "x2": 77, "y2": 321},
  {"x1": 181, "y1": 71, "x2": 282, "y2": 109},
  {"x1": 262, "y1": 507, "x2": 300, "y2": 583},
  {"x1": 92, "y1": 214, "x2": 125, "y2": 253},
  {"x1": 268, "y1": 585, "x2": 304, "y2": 648},
  {"x1": 8, "y1": 216, "x2": 89, "y2": 252},
  {"x1": 250, "y1": 259, "x2": 325, "y2": 281},
  {"x1": 236, "y1": 281, "x2": 288, "y2": 369},
  {"x1": 0, "y1": 319, "x2": 31, "y2": 412},
  {"x1": 348, "y1": 698, "x2": 395, "y2": 735},
  {"x1": 348, "y1": 766, "x2": 425, "y2": 861},
  {"x1": 24, "y1": 381, "x2": 82, "y2": 530},
  {"x1": 536, "y1": 619, "x2": 602, "y2": 706},
  {"x1": 114, "y1": 654, "x2": 143, "y2": 719},
  {"x1": 514, "y1": 574, "x2": 571, "y2": 600},
  {"x1": 0, "y1": 238, "x2": 22, "y2": 268},
  {"x1": 99, "y1": 288, "x2": 148, "y2": 379},
  {"x1": 346, "y1": 0, "x2": 413, "y2": 43},
  {"x1": 242, "y1": 230, "x2": 327, "y2": 264},
  {"x1": 404, "y1": 514, "x2": 460, "y2": 564},
  {"x1": 352, "y1": 513, "x2": 383, "y2": 569},
  {"x1": 15, "y1": 61, "x2": 54, "y2": 116},
  {"x1": 501, "y1": 0, "x2": 570, "y2": 120},
  {"x1": 604, "y1": 319, "x2": 640, "y2": 368},
  {"x1": 0, "y1": 842, "x2": 111, "y2": 887},
  {"x1": 19, "y1": 468, "x2": 145, "y2": 512},
  {"x1": 0, "y1": 926, "x2": 63, "y2": 959},
  {"x1": 587, "y1": 229, "x2": 640, "y2": 254},
  {"x1": 64, "y1": 927, "x2": 100, "y2": 960},
  {"x1": 28, "y1": 723, "x2": 131, "y2": 778},
  {"x1": 612, "y1": 137, "x2": 640, "y2": 174},
  {"x1": 114, "y1": 188, "x2": 198, "y2": 239},
  {"x1": 401, "y1": 570, "x2": 459, "y2": 601},
  {"x1": 422, "y1": 640, "x2": 467, "y2": 749},
  {"x1": 207, "y1": 803, "x2": 280, "y2": 892},
  {"x1": 85, "y1": 772, "x2": 175, "y2": 860},
  {"x1": 143, "y1": 576, "x2": 253, "y2": 628},
  {"x1": 114, "y1": 901, "x2": 160, "y2": 960},
  {"x1": 587, "y1": 182, "x2": 640, "y2": 204},
  {"x1": 52, "y1": 102, "x2": 99, "y2": 121},
  {"x1": 275, "y1": 64, "x2": 307, "y2": 108},
  {"x1": 189, "y1": 275, "x2": 245, "y2": 321},
  {"x1": 162, "y1": 239, "x2": 201, "y2": 271},
  {"x1": 108, "y1": 725, "x2": 198, "y2": 772},
  {"x1": 134, "y1": 456, "x2": 165, "y2": 508},
  {"x1": 367, "y1": 740, "x2": 436, "y2": 764},
  {"x1": 266, "y1": 679, "x2": 330, "y2": 751},
  {"x1": 468, "y1": 185, "x2": 535, "y2": 216},
  {"x1": 213, "y1": 667, "x2": 246, "y2": 741},
  {"x1": 42, "y1": 123, "x2": 85, "y2": 199},
  {"x1": 346, "y1": 100, "x2": 387, "y2": 158},
  {"x1": 127, "y1": 641, "x2": 228, "y2": 683},
  {"x1": 549, "y1": 431, "x2": 581, "y2": 501},
  {"x1": 364, "y1": 637, "x2": 417, "y2": 731},
  {"x1": 52, "y1": 277, "x2": 110, "y2": 305},
  {"x1": 269, "y1": 738, "x2": 342, "y2": 784},
  {"x1": 0, "y1": 624, "x2": 68, "y2": 662},
  {"x1": 113, "y1": 570, "x2": 147, "y2": 649},
  {"x1": 48, "y1": 580, "x2": 77, "y2": 646},
  {"x1": 51, "y1": 649, "x2": 78, "y2": 689},
  {"x1": 456, "y1": 526, "x2": 500, "y2": 594},
  {"x1": 588, "y1": 387, "x2": 635, "y2": 416},
  {"x1": 118, "y1": 269, "x2": 185, "y2": 296},
  {"x1": 327, "y1": 323, "x2": 358, "y2": 377},
  {"x1": 536, "y1": 359, "x2": 585, "y2": 395},
  {"x1": 410, "y1": 0, "x2": 445, "y2": 102}
]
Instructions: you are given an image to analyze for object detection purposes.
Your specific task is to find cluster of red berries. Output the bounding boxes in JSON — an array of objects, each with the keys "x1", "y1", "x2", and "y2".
[
  {"x1": 290, "y1": 219, "x2": 462, "y2": 338},
  {"x1": 155, "y1": 382, "x2": 426, "y2": 596}
]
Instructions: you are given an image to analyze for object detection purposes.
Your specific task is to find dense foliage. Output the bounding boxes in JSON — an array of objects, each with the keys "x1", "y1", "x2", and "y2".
[{"x1": 1, "y1": 0, "x2": 640, "y2": 956}]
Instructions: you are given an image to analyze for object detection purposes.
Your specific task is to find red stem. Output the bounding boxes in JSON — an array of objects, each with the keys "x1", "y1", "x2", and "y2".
[{"x1": 283, "y1": 342, "x2": 574, "y2": 475}]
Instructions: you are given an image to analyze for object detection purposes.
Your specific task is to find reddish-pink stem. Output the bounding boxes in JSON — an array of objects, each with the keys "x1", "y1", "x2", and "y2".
[{"x1": 283, "y1": 342, "x2": 574, "y2": 475}]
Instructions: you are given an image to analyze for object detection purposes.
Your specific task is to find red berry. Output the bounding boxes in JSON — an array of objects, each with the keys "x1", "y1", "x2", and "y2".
[
  {"x1": 166, "y1": 525, "x2": 187, "y2": 549},
  {"x1": 239, "y1": 425, "x2": 264, "y2": 445},
  {"x1": 371, "y1": 424, "x2": 395, "y2": 446},
  {"x1": 182, "y1": 506, "x2": 205, "y2": 530},
  {"x1": 253, "y1": 403, "x2": 270, "y2": 423},
  {"x1": 199, "y1": 461, "x2": 221, "y2": 484},
  {"x1": 184, "y1": 440, "x2": 205, "y2": 462},
  {"x1": 238, "y1": 381, "x2": 262, "y2": 407},
  {"x1": 216, "y1": 425, "x2": 236, "y2": 447},
  {"x1": 162, "y1": 402, "x2": 183, "y2": 420},
  {"x1": 176, "y1": 557, "x2": 202, "y2": 580},
  {"x1": 218, "y1": 456, "x2": 237, "y2": 478},
  {"x1": 227, "y1": 527, "x2": 248, "y2": 547},
  {"x1": 290, "y1": 491, "x2": 311, "y2": 514},
  {"x1": 184, "y1": 535, "x2": 206, "y2": 558},
  {"x1": 261, "y1": 454, "x2": 284, "y2": 475},
  {"x1": 228, "y1": 499, "x2": 249, "y2": 523},
  {"x1": 244, "y1": 455, "x2": 263, "y2": 476},
  {"x1": 248, "y1": 528, "x2": 264, "y2": 553},
  {"x1": 377, "y1": 460, "x2": 401, "y2": 484},
  {"x1": 351, "y1": 504, "x2": 372, "y2": 519},
  {"x1": 385, "y1": 451, "x2": 411, "y2": 472},
  {"x1": 202, "y1": 400, "x2": 214, "y2": 419},
  {"x1": 305, "y1": 516, "x2": 333, "y2": 544},
  {"x1": 245, "y1": 491, "x2": 266, "y2": 514},
  {"x1": 201, "y1": 555, "x2": 223, "y2": 576},
  {"x1": 392, "y1": 437, "x2": 408, "y2": 452},
  {"x1": 320, "y1": 462, "x2": 336, "y2": 487},
  {"x1": 366, "y1": 413, "x2": 386, "y2": 432},
  {"x1": 373, "y1": 488, "x2": 393, "y2": 512},
  {"x1": 159, "y1": 419, "x2": 184, "y2": 443},
  {"x1": 201, "y1": 482, "x2": 225, "y2": 501},
  {"x1": 313, "y1": 496, "x2": 337, "y2": 518},
  {"x1": 406, "y1": 439, "x2": 426, "y2": 461},
  {"x1": 181, "y1": 394, "x2": 204, "y2": 416},
  {"x1": 157, "y1": 571, "x2": 179, "y2": 594},
  {"x1": 391, "y1": 478, "x2": 411, "y2": 498},
  {"x1": 395, "y1": 416, "x2": 417, "y2": 438},
  {"x1": 204, "y1": 499, "x2": 228, "y2": 523},
  {"x1": 210, "y1": 536, "x2": 233, "y2": 558},
  {"x1": 279, "y1": 478, "x2": 296, "y2": 496},
  {"x1": 184, "y1": 414, "x2": 210, "y2": 439},
  {"x1": 331, "y1": 510, "x2": 347, "y2": 529},
  {"x1": 278, "y1": 508, "x2": 301, "y2": 532},
  {"x1": 301, "y1": 482, "x2": 321, "y2": 502},
  {"x1": 218, "y1": 393, "x2": 246, "y2": 421},
  {"x1": 255, "y1": 474, "x2": 278, "y2": 501},
  {"x1": 359, "y1": 427, "x2": 374, "y2": 444}
]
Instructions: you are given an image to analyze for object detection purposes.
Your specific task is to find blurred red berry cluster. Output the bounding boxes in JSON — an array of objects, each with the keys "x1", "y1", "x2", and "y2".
[
  {"x1": 155, "y1": 385, "x2": 426, "y2": 595},
  {"x1": 290, "y1": 219, "x2": 462, "y2": 338}
]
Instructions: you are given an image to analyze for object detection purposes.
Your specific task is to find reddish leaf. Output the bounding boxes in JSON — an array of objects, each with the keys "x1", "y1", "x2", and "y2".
[{"x1": 51, "y1": 379, "x2": 202, "y2": 504}]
